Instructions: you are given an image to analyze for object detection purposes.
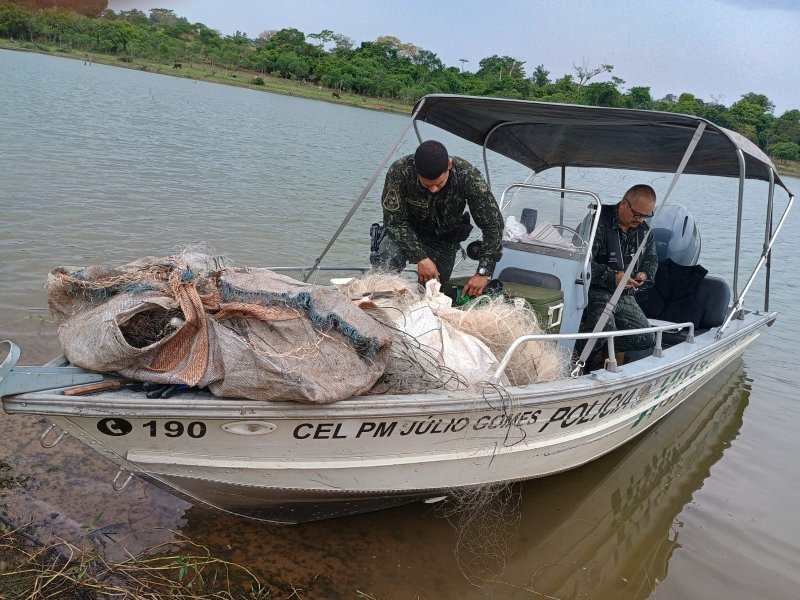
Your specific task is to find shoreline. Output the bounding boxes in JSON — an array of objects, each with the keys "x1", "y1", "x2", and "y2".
[
  {"x1": 3, "y1": 39, "x2": 799, "y2": 180},
  {"x1": 0, "y1": 39, "x2": 413, "y2": 116}
]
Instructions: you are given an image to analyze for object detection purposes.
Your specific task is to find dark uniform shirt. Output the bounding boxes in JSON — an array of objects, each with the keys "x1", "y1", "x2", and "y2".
[
  {"x1": 589, "y1": 206, "x2": 658, "y2": 299},
  {"x1": 381, "y1": 155, "x2": 504, "y2": 273}
]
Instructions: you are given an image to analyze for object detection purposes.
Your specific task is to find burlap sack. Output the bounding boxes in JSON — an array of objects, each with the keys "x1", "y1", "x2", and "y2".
[{"x1": 47, "y1": 256, "x2": 392, "y2": 403}]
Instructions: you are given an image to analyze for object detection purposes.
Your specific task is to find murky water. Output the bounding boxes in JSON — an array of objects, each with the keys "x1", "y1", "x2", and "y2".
[{"x1": 1, "y1": 49, "x2": 799, "y2": 599}]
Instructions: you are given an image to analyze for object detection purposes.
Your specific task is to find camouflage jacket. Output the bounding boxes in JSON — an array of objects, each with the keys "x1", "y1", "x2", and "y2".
[
  {"x1": 589, "y1": 205, "x2": 658, "y2": 298},
  {"x1": 380, "y1": 155, "x2": 504, "y2": 273}
]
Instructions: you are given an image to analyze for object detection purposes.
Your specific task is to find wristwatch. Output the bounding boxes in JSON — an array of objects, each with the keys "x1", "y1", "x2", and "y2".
[{"x1": 477, "y1": 267, "x2": 488, "y2": 276}]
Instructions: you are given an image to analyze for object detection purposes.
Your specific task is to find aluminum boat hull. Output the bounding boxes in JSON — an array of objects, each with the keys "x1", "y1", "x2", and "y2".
[{"x1": 2, "y1": 313, "x2": 769, "y2": 523}]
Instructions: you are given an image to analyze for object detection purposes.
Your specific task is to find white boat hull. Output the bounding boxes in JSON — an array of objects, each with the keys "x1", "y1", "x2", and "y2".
[{"x1": 2, "y1": 313, "x2": 768, "y2": 523}]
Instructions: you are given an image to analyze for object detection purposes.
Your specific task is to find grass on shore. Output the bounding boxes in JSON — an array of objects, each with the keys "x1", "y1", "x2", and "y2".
[
  {"x1": 0, "y1": 519, "x2": 334, "y2": 599},
  {"x1": 0, "y1": 38, "x2": 413, "y2": 115},
  {"x1": 775, "y1": 159, "x2": 800, "y2": 178}
]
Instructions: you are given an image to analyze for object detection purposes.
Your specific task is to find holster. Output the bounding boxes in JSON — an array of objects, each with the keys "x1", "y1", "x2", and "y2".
[{"x1": 370, "y1": 222, "x2": 387, "y2": 252}]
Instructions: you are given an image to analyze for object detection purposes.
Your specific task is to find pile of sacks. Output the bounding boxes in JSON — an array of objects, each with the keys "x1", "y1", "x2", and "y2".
[{"x1": 47, "y1": 253, "x2": 566, "y2": 403}]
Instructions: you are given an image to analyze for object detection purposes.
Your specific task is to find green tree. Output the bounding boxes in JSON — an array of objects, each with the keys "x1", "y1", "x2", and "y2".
[
  {"x1": 729, "y1": 92, "x2": 776, "y2": 147},
  {"x1": 0, "y1": 0, "x2": 34, "y2": 39},
  {"x1": 331, "y1": 33, "x2": 353, "y2": 55},
  {"x1": 476, "y1": 55, "x2": 528, "y2": 97},
  {"x1": 477, "y1": 54, "x2": 526, "y2": 81},
  {"x1": 538, "y1": 74, "x2": 578, "y2": 103},
  {"x1": 90, "y1": 17, "x2": 135, "y2": 52},
  {"x1": 308, "y1": 28, "x2": 334, "y2": 49},
  {"x1": 769, "y1": 109, "x2": 800, "y2": 144},
  {"x1": 147, "y1": 8, "x2": 178, "y2": 25},
  {"x1": 626, "y1": 86, "x2": 653, "y2": 109},
  {"x1": 530, "y1": 64, "x2": 550, "y2": 87},
  {"x1": 583, "y1": 81, "x2": 622, "y2": 107},
  {"x1": 768, "y1": 141, "x2": 799, "y2": 162},
  {"x1": 117, "y1": 8, "x2": 147, "y2": 26}
]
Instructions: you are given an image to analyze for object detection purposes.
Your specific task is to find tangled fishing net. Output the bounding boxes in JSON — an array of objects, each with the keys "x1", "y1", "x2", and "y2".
[
  {"x1": 438, "y1": 295, "x2": 570, "y2": 386},
  {"x1": 338, "y1": 272, "x2": 491, "y2": 393},
  {"x1": 45, "y1": 254, "x2": 570, "y2": 402},
  {"x1": 46, "y1": 251, "x2": 393, "y2": 403},
  {"x1": 337, "y1": 272, "x2": 569, "y2": 391},
  {"x1": 435, "y1": 482, "x2": 523, "y2": 587}
]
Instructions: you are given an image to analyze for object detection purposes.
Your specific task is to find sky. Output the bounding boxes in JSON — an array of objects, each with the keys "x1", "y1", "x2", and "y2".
[{"x1": 107, "y1": 0, "x2": 800, "y2": 115}]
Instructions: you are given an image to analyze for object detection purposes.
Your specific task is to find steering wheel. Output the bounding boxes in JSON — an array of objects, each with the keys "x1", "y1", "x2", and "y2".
[{"x1": 551, "y1": 224, "x2": 586, "y2": 247}]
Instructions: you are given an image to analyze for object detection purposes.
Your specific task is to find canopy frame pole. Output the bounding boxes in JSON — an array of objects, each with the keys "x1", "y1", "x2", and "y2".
[
  {"x1": 764, "y1": 169, "x2": 775, "y2": 312},
  {"x1": 575, "y1": 122, "x2": 706, "y2": 372},
  {"x1": 302, "y1": 100, "x2": 426, "y2": 282},
  {"x1": 732, "y1": 148, "x2": 747, "y2": 298},
  {"x1": 716, "y1": 191, "x2": 793, "y2": 338}
]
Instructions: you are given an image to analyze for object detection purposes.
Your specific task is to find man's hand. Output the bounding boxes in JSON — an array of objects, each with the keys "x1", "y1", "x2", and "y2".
[
  {"x1": 417, "y1": 258, "x2": 440, "y2": 285},
  {"x1": 463, "y1": 274, "x2": 490, "y2": 297},
  {"x1": 615, "y1": 271, "x2": 645, "y2": 290}
]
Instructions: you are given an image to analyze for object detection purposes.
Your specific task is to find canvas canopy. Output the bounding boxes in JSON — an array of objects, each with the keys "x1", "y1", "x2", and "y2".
[{"x1": 412, "y1": 94, "x2": 791, "y2": 195}]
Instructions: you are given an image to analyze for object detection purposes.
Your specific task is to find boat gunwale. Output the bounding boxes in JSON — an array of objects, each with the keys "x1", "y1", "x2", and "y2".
[{"x1": 2, "y1": 311, "x2": 771, "y2": 420}]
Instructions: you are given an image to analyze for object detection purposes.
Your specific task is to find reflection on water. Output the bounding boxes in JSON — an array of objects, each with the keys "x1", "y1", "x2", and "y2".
[{"x1": 496, "y1": 359, "x2": 749, "y2": 599}]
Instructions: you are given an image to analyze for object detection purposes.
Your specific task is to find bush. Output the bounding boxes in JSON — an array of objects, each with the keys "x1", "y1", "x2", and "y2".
[
  {"x1": 250, "y1": 77, "x2": 265, "y2": 86},
  {"x1": 769, "y1": 141, "x2": 799, "y2": 163}
]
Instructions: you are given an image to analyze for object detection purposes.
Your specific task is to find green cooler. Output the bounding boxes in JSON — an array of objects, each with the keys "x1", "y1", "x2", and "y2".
[{"x1": 445, "y1": 277, "x2": 564, "y2": 332}]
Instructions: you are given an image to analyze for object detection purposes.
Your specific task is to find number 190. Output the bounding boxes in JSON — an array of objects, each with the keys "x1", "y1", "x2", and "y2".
[{"x1": 143, "y1": 420, "x2": 207, "y2": 438}]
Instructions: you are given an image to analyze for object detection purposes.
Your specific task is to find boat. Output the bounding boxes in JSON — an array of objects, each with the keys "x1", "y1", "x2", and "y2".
[{"x1": 0, "y1": 94, "x2": 793, "y2": 524}]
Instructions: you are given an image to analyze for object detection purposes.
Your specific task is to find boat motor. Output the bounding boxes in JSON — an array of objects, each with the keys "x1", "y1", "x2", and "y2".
[{"x1": 648, "y1": 204, "x2": 701, "y2": 266}]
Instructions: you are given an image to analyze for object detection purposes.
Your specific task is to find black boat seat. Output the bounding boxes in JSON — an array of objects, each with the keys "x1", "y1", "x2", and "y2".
[
  {"x1": 636, "y1": 259, "x2": 731, "y2": 346},
  {"x1": 497, "y1": 267, "x2": 561, "y2": 290}
]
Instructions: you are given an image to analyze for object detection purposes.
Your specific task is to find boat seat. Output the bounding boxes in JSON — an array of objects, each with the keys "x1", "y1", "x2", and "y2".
[
  {"x1": 497, "y1": 267, "x2": 561, "y2": 290},
  {"x1": 636, "y1": 259, "x2": 731, "y2": 346}
]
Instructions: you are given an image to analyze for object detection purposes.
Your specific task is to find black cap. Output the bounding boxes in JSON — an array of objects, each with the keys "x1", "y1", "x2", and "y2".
[{"x1": 414, "y1": 141, "x2": 449, "y2": 179}]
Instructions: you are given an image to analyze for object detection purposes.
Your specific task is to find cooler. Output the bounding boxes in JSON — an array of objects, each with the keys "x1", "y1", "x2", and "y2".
[{"x1": 445, "y1": 277, "x2": 564, "y2": 332}]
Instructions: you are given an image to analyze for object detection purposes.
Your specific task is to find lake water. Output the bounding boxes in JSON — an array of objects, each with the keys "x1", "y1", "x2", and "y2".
[{"x1": 1, "y1": 49, "x2": 799, "y2": 599}]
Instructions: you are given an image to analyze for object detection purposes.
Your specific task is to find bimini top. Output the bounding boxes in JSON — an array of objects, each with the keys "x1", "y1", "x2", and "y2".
[{"x1": 412, "y1": 94, "x2": 792, "y2": 194}]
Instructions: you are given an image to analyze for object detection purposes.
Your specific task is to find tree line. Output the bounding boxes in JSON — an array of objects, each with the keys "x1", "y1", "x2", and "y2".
[{"x1": 1, "y1": 0, "x2": 799, "y2": 162}]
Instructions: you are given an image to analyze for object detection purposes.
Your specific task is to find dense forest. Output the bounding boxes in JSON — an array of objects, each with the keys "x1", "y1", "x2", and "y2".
[{"x1": 2, "y1": 0, "x2": 799, "y2": 163}]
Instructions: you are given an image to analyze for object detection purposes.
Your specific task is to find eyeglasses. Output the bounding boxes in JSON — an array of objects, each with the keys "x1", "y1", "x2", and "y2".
[{"x1": 625, "y1": 198, "x2": 654, "y2": 219}]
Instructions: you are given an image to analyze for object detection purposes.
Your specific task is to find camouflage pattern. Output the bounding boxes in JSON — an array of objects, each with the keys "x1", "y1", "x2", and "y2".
[
  {"x1": 373, "y1": 155, "x2": 504, "y2": 275},
  {"x1": 370, "y1": 234, "x2": 460, "y2": 283},
  {"x1": 579, "y1": 204, "x2": 659, "y2": 352},
  {"x1": 579, "y1": 293, "x2": 654, "y2": 352}
]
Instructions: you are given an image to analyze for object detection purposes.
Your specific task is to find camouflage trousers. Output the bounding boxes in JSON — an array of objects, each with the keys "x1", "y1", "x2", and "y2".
[
  {"x1": 577, "y1": 291, "x2": 655, "y2": 353},
  {"x1": 369, "y1": 235, "x2": 461, "y2": 283}
]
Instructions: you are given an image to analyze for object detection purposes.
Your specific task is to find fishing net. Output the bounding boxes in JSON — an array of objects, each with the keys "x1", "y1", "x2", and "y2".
[
  {"x1": 435, "y1": 482, "x2": 522, "y2": 587},
  {"x1": 336, "y1": 272, "x2": 496, "y2": 393},
  {"x1": 46, "y1": 253, "x2": 393, "y2": 403},
  {"x1": 335, "y1": 272, "x2": 571, "y2": 392},
  {"x1": 46, "y1": 258, "x2": 569, "y2": 402},
  {"x1": 438, "y1": 295, "x2": 570, "y2": 386}
]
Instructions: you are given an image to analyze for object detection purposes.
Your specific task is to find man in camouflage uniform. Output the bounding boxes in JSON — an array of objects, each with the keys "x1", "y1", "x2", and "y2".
[
  {"x1": 370, "y1": 140, "x2": 504, "y2": 296},
  {"x1": 579, "y1": 184, "x2": 659, "y2": 357}
]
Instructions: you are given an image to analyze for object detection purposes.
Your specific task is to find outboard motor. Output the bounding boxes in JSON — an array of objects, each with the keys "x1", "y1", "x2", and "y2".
[{"x1": 648, "y1": 204, "x2": 701, "y2": 265}]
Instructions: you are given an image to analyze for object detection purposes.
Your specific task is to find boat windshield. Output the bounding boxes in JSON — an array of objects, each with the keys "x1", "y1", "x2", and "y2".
[{"x1": 499, "y1": 184, "x2": 597, "y2": 258}]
